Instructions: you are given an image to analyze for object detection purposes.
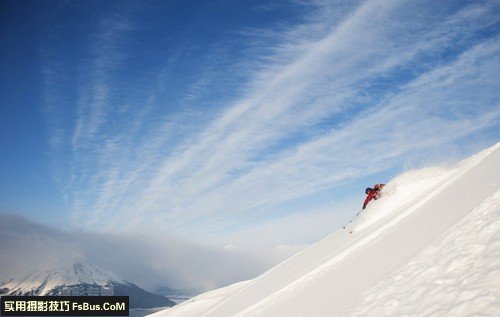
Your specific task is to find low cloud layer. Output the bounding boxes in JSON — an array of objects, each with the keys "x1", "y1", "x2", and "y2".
[{"x1": 0, "y1": 213, "x2": 270, "y2": 292}]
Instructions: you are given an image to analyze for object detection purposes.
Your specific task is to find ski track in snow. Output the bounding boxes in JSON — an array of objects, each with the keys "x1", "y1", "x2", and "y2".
[
  {"x1": 351, "y1": 190, "x2": 500, "y2": 317},
  {"x1": 148, "y1": 281, "x2": 251, "y2": 317}
]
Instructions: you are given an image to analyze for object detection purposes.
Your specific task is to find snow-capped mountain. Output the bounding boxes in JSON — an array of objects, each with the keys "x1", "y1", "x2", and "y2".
[
  {"x1": 149, "y1": 143, "x2": 500, "y2": 317},
  {"x1": 0, "y1": 255, "x2": 176, "y2": 309},
  {"x1": 0, "y1": 255, "x2": 123, "y2": 296}
]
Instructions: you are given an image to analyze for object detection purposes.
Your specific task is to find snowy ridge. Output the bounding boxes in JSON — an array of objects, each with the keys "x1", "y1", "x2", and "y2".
[
  {"x1": 0, "y1": 255, "x2": 124, "y2": 295},
  {"x1": 149, "y1": 143, "x2": 500, "y2": 317},
  {"x1": 153, "y1": 281, "x2": 251, "y2": 317},
  {"x1": 351, "y1": 190, "x2": 500, "y2": 316},
  {"x1": 353, "y1": 143, "x2": 499, "y2": 232}
]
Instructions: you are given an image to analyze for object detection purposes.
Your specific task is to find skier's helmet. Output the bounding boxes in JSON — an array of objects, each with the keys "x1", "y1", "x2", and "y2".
[{"x1": 365, "y1": 187, "x2": 372, "y2": 194}]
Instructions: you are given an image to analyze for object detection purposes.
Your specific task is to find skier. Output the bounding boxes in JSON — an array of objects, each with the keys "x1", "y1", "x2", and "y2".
[
  {"x1": 362, "y1": 183, "x2": 385, "y2": 209},
  {"x1": 343, "y1": 183, "x2": 387, "y2": 231}
]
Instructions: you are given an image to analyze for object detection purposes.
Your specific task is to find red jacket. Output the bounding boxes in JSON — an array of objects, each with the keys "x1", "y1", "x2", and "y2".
[{"x1": 362, "y1": 184, "x2": 385, "y2": 209}]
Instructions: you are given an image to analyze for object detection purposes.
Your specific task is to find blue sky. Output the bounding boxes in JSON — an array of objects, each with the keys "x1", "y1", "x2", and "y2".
[{"x1": 1, "y1": 0, "x2": 499, "y2": 253}]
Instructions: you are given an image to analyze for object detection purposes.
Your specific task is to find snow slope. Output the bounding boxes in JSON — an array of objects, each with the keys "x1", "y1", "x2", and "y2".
[
  {"x1": 150, "y1": 281, "x2": 251, "y2": 317},
  {"x1": 0, "y1": 255, "x2": 124, "y2": 295},
  {"x1": 150, "y1": 143, "x2": 500, "y2": 317}
]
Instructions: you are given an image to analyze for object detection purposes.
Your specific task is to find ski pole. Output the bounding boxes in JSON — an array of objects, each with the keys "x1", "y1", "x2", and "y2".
[{"x1": 343, "y1": 209, "x2": 363, "y2": 229}]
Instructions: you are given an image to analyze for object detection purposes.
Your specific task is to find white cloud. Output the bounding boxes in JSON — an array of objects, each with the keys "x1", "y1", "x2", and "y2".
[{"x1": 42, "y1": 0, "x2": 500, "y2": 245}]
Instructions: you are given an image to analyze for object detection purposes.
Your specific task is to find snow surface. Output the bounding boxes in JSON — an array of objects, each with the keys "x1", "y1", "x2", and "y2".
[
  {"x1": 149, "y1": 281, "x2": 251, "y2": 317},
  {"x1": 0, "y1": 255, "x2": 124, "y2": 295},
  {"x1": 149, "y1": 143, "x2": 500, "y2": 317}
]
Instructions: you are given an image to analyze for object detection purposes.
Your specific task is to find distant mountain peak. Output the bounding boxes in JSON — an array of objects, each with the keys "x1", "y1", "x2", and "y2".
[
  {"x1": 0, "y1": 255, "x2": 123, "y2": 296},
  {"x1": 0, "y1": 255, "x2": 176, "y2": 309}
]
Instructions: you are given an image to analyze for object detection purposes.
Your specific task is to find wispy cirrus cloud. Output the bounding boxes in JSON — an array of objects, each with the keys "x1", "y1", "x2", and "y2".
[{"x1": 42, "y1": 0, "x2": 500, "y2": 246}]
